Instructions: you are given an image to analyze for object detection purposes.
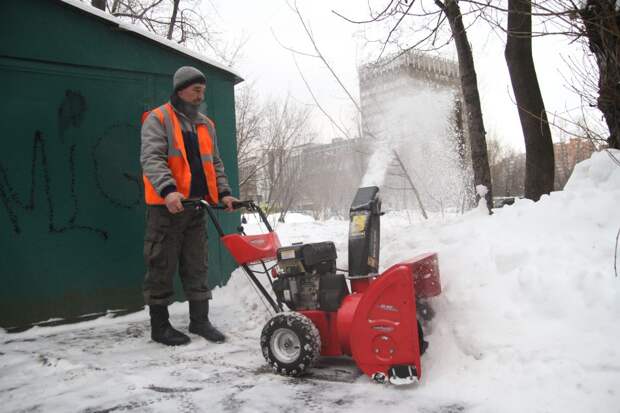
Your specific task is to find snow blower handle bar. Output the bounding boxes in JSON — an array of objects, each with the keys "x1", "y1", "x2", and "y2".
[{"x1": 181, "y1": 199, "x2": 274, "y2": 237}]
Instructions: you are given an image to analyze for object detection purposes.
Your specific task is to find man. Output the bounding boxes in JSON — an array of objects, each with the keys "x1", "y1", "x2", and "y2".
[{"x1": 141, "y1": 66, "x2": 238, "y2": 346}]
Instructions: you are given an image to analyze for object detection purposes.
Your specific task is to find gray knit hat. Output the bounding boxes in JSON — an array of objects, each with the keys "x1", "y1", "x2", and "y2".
[{"x1": 173, "y1": 66, "x2": 206, "y2": 92}]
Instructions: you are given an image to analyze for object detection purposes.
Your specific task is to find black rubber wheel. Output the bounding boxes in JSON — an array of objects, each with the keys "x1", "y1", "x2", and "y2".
[
  {"x1": 260, "y1": 312, "x2": 321, "y2": 377},
  {"x1": 418, "y1": 319, "x2": 428, "y2": 355}
]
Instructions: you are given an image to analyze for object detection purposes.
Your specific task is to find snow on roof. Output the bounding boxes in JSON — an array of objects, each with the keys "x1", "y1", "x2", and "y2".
[{"x1": 59, "y1": 0, "x2": 243, "y2": 83}]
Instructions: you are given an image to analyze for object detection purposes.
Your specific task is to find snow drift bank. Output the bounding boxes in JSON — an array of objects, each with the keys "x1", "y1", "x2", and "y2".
[
  {"x1": 380, "y1": 149, "x2": 620, "y2": 412},
  {"x1": 1, "y1": 151, "x2": 618, "y2": 412}
]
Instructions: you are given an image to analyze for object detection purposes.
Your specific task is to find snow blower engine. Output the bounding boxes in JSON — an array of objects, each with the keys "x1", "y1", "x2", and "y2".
[
  {"x1": 271, "y1": 241, "x2": 344, "y2": 312},
  {"x1": 195, "y1": 186, "x2": 441, "y2": 385}
]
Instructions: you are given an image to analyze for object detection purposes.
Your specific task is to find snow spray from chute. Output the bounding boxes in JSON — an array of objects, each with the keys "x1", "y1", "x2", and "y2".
[
  {"x1": 358, "y1": 88, "x2": 471, "y2": 211},
  {"x1": 358, "y1": 96, "x2": 410, "y2": 189},
  {"x1": 360, "y1": 140, "x2": 393, "y2": 187}
]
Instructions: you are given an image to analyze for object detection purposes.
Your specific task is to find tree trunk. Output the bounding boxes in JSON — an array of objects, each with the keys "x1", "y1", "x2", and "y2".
[
  {"x1": 505, "y1": 0, "x2": 555, "y2": 201},
  {"x1": 437, "y1": 0, "x2": 493, "y2": 212},
  {"x1": 91, "y1": 0, "x2": 106, "y2": 11},
  {"x1": 167, "y1": 0, "x2": 181, "y2": 40},
  {"x1": 580, "y1": 1, "x2": 620, "y2": 150},
  {"x1": 110, "y1": 0, "x2": 120, "y2": 13}
]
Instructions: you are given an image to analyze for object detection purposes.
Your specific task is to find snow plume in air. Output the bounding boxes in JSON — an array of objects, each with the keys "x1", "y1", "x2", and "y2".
[
  {"x1": 360, "y1": 139, "x2": 392, "y2": 187},
  {"x1": 359, "y1": 84, "x2": 470, "y2": 211}
]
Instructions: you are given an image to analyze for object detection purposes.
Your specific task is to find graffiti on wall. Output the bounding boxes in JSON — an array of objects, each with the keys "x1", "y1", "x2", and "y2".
[{"x1": 0, "y1": 90, "x2": 142, "y2": 240}]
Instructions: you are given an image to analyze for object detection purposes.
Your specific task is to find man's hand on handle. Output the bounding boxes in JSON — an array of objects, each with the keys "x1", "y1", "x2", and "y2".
[
  {"x1": 220, "y1": 195, "x2": 240, "y2": 212},
  {"x1": 166, "y1": 193, "x2": 239, "y2": 213},
  {"x1": 165, "y1": 192, "x2": 185, "y2": 214}
]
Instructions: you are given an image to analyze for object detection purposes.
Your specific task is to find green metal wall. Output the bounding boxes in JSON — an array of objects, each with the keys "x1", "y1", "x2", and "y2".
[{"x1": 0, "y1": 0, "x2": 241, "y2": 328}]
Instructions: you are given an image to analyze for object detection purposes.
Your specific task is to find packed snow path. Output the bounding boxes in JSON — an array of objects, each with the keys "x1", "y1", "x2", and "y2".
[
  {"x1": 1, "y1": 150, "x2": 619, "y2": 412},
  {"x1": 0, "y1": 308, "x2": 381, "y2": 413},
  {"x1": 0, "y1": 298, "x2": 473, "y2": 413}
]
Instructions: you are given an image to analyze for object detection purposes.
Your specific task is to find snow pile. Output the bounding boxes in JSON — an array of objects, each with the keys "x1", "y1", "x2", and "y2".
[
  {"x1": 384, "y1": 149, "x2": 620, "y2": 411},
  {"x1": 1, "y1": 151, "x2": 618, "y2": 412}
]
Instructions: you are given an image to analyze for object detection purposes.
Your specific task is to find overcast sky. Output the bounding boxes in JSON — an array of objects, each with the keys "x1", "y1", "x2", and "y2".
[{"x1": 208, "y1": 0, "x2": 600, "y2": 151}]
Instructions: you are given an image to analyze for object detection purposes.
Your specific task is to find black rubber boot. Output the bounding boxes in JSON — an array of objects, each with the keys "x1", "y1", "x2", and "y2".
[
  {"x1": 149, "y1": 305, "x2": 190, "y2": 346},
  {"x1": 188, "y1": 300, "x2": 226, "y2": 343}
]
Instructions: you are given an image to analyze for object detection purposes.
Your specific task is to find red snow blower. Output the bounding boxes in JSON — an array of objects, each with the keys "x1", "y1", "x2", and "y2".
[{"x1": 191, "y1": 186, "x2": 441, "y2": 385}]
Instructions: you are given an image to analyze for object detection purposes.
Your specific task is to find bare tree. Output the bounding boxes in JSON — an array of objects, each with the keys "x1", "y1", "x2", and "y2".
[
  {"x1": 166, "y1": 0, "x2": 180, "y2": 40},
  {"x1": 235, "y1": 83, "x2": 265, "y2": 201},
  {"x1": 260, "y1": 97, "x2": 315, "y2": 221},
  {"x1": 490, "y1": 1, "x2": 619, "y2": 150},
  {"x1": 577, "y1": 1, "x2": 620, "y2": 149},
  {"x1": 437, "y1": 0, "x2": 493, "y2": 211},
  {"x1": 505, "y1": 0, "x2": 555, "y2": 201},
  {"x1": 487, "y1": 135, "x2": 525, "y2": 197},
  {"x1": 486, "y1": 133, "x2": 507, "y2": 167},
  {"x1": 104, "y1": 0, "x2": 242, "y2": 65},
  {"x1": 235, "y1": 84, "x2": 323, "y2": 222}
]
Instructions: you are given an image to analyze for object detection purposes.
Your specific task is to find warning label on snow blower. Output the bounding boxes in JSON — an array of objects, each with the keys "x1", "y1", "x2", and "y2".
[{"x1": 350, "y1": 213, "x2": 368, "y2": 238}]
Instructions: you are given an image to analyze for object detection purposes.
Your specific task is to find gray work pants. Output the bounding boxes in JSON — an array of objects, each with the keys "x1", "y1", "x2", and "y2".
[{"x1": 143, "y1": 205, "x2": 212, "y2": 305}]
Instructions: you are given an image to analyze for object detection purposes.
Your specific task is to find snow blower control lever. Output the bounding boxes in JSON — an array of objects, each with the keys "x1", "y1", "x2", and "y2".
[
  {"x1": 182, "y1": 199, "x2": 273, "y2": 236},
  {"x1": 197, "y1": 188, "x2": 442, "y2": 385}
]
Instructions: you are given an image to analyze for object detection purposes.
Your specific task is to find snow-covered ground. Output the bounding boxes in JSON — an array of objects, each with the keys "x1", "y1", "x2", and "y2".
[{"x1": 1, "y1": 150, "x2": 619, "y2": 412}]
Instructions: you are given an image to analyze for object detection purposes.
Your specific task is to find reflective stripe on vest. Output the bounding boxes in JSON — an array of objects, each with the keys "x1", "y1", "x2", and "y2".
[{"x1": 142, "y1": 103, "x2": 220, "y2": 205}]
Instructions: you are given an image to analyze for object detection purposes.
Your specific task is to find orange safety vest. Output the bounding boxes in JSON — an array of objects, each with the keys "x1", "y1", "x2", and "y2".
[{"x1": 142, "y1": 103, "x2": 219, "y2": 205}]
